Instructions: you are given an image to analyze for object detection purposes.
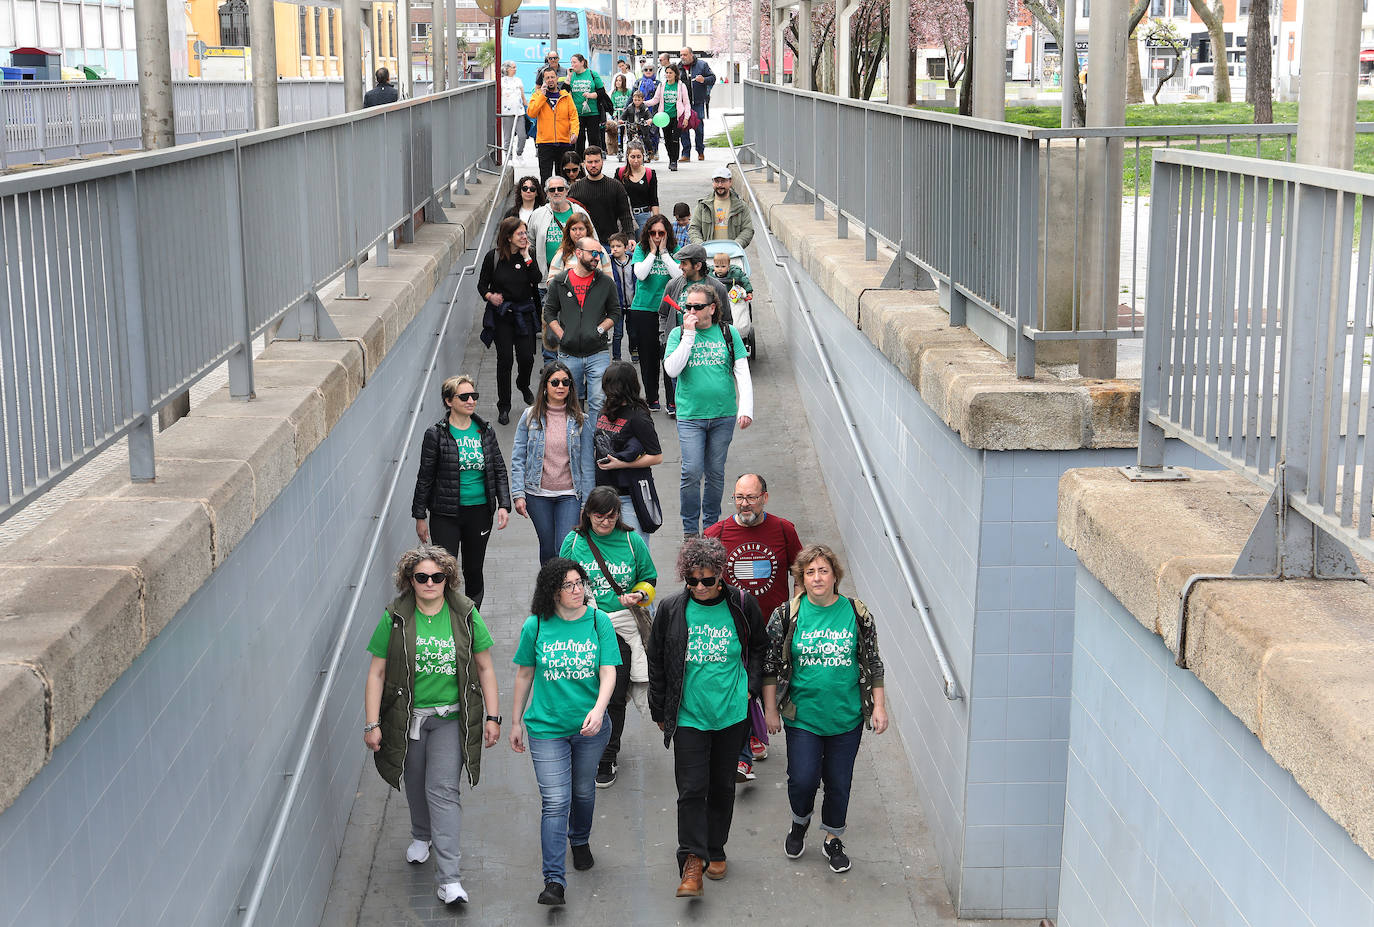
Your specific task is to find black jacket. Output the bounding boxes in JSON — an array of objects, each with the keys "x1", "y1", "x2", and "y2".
[
  {"x1": 543, "y1": 267, "x2": 621, "y2": 357},
  {"x1": 647, "y1": 584, "x2": 766, "y2": 748},
  {"x1": 411, "y1": 414, "x2": 512, "y2": 519}
]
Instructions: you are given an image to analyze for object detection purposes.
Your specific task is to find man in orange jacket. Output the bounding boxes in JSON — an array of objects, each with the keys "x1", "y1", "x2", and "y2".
[{"x1": 528, "y1": 66, "x2": 580, "y2": 183}]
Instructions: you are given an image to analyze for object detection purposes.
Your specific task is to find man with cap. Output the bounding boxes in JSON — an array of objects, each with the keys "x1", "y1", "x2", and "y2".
[{"x1": 689, "y1": 167, "x2": 755, "y2": 249}]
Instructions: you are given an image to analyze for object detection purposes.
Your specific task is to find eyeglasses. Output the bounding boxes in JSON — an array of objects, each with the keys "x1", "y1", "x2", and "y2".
[
  {"x1": 560, "y1": 578, "x2": 586, "y2": 591},
  {"x1": 590, "y1": 511, "x2": 618, "y2": 520},
  {"x1": 579, "y1": 251, "x2": 602, "y2": 261},
  {"x1": 684, "y1": 302, "x2": 712, "y2": 310},
  {"x1": 684, "y1": 575, "x2": 719, "y2": 588},
  {"x1": 520, "y1": 184, "x2": 538, "y2": 192},
  {"x1": 733, "y1": 493, "x2": 763, "y2": 504},
  {"x1": 548, "y1": 377, "x2": 571, "y2": 387},
  {"x1": 455, "y1": 391, "x2": 478, "y2": 402},
  {"x1": 547, "y1": 185, "x2": 568, "y2": 193},
  {"x1": 412, "y1": 571, "x2": 447, "y2": 585}
]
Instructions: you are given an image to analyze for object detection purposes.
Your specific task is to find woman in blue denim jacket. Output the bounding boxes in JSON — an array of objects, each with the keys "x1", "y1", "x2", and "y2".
[{"x1": 511, "y1": 361, "x2": 595, "y2": 564}]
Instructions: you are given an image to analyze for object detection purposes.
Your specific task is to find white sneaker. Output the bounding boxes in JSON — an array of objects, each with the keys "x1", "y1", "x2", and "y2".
[
  {"x1": 406, "y1": 839, "x2": 431, "y2": 864},
  {"x1": 438, "y1": 881, "x2": 469, "y2": 904}
]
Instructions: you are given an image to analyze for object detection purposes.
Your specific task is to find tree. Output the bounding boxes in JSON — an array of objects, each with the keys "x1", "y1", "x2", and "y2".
[
  {"x1": 1125, "y1": 0, "x2": 1149, "y2": 103},
  {"x1": 478, "y1": 39, "x2": 496, "y2": 75},
  {"x1": 1246, "y1": 0, "x2": 1272, "y2": 123},
  {"x1": 1142, "y1": 17, "x2": 1185, "y2": 105},
  {"x1": 1188, "y1": 0, "x2": 1230, "y2": 102},
  {"x1": 911, "y1": 0, "x2": 970, "y2": 106},
  {"x1": 1022, "y1": 0, "x2": 1084, "y2": 126}
]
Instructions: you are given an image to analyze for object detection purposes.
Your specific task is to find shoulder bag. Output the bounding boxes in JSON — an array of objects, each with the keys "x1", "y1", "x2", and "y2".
[{"x1": 584, "y1": 530, "x2": 654, "y2": 644}]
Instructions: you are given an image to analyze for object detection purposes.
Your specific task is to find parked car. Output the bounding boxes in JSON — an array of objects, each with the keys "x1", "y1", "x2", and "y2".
[{"x1": 1187, "y1": 62, "x2": 1245, "y2": 100}]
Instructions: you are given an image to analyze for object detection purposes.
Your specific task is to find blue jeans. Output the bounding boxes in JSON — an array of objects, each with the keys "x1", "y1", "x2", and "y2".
[
  {"x1": 558, "y1": 351, "x2": 611, "y2": 437},
  {"x1": 676, "y1": 415, "x2": 735, "y2": 535},
  {"x1": 784, "y1": 722, "x2": 863, "y2": 836},
  {"x1": 618, "y1": 494, "x2": 640, "y2": 532},
  {"x1": 529, "y1": 717, "x2": 613, "y2": 886},
  {"x1": 525, "y1": 493, "x2": 582, "y2": 565},
  {"x1": 686, "y1": 101, "x2": 708, "y2": 155}
]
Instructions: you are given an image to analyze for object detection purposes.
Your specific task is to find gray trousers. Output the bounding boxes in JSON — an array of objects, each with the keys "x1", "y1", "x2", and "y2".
[{"x1": 403, "y1": 715, "x2": 465, "y2": 885}]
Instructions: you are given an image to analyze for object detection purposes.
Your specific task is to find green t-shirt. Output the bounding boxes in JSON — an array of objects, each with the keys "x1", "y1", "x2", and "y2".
[
  {"x1": 663, "y1": 82, "x2": 680, "y2": 117},
  {"x1": 569, "y1": 68, "x2": 604, "y2": 116},
  {"x1": 366, "y1": 601, "x2": 495, "y2": 710},
  {"x1": 677, "y1": 597, "x2": 748, "y2": 731},
  {"x1": 448, "y1": 421, "x2": 487, "y2": 506},
  {"x1": 560, "y1": 528, "x2": 656, "y2": 614},
  {"x1": 611, "y1": 88, "x2": 630, "y2": 113},
  {"x1": 629, "y1": 244, "x2": 674, "y2": 313},
  {"x1": 664, "y1": 323, "x2": 746, "y2": 421},
  {"x1": 787, "y1": 596, "x2": 862, "y2": 736},
  {"x1": 514, "y1": 608, "x2": 622, "y2": 738},
  {"x1": 545, "y1": 205, "x2": 575, "y2": 266}
]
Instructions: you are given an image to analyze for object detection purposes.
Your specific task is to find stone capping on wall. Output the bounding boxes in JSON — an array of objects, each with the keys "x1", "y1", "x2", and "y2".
[
  {"x1": 748, "y1": 173, "x2": 1140, "y2": 451},
  {"x1": 1058, "y1": 466, "x2": 1374, "y2": 860},
  {"x1": 0, "y1": 182, "x2": 503, "y2": 814}
]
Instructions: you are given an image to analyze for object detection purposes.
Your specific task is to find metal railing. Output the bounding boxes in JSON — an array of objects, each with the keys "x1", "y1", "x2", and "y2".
[
  {"x1": 0, "y1": 81, "x2": 496, "y2": 525},
  {"x1": 1133, "y1": 148, "x2": 1373, "y2": 577}
]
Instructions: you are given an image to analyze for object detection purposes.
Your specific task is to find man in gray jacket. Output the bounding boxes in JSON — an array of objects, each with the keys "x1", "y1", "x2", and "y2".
[
  {"x1": 543, "y1": 236, "x2": 621, "y2": 430},
  {"x1": 688, "y1": 168, "x2": 755, "y2": 248},
  {"x1": 658, "y1": 243, "x2": 731, "y2": 349}
]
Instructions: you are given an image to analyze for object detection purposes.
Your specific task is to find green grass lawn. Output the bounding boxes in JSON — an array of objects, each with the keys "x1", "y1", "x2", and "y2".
[{"x1": 706, "y1": 123, "x2": 746, "y2": 148}]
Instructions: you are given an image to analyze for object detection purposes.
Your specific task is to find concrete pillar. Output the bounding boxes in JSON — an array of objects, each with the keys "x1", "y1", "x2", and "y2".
[
  {"x1": 773, "y1": 4, "x2": 786, "y2": 85},
  {"x1": 445, "y1": 0, "x2": 458, "y2": 82},
  {"x1": 249, "y1": 0, "x2": 279, "y2": 130},
  {"x1": 1077, "y1": 0, "x2": 1125, "y2": 378},
  {"x1": 651, "y1": 0, "x2": 658, "y2": 59},
  {"x1": 796, "y1": 0, "x2": 811, "y2": 90},
  {"x1": 399, "y1": 0, "x2": 412, "y2": 97},
  {"x1": 434, "y1": 0, "x2": 447, "y2": 90},
  {"x1": 972, "y1": 0, "x2": 1004, "y2": 119},
  {"x1": 750, "y1": 0, "x2": 761, "y2": 78},
  {"x1": 1060, "y1": 0, "x2": 1077, "y2": 126},
  {"x1": 1295, "y1": 0, "x2": 1361, "y2": 169},
  {"x1": 343, "y1": 0, "x2": 364, "y2": 109},
  {"x1": 836, "y1": 0, "x2": 857, "y2": 98},
  {"x1": 886, "y1": 0, "x2": 908, "y2": 105},
  {"x1": 132, "y1": 0, "x2": 174, "y2": 149}
]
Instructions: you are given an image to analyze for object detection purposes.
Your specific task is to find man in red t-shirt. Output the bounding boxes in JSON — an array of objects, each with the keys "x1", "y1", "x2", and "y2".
[{"x1": 705, "y1": 472, "x2": 804, "y2": 781}]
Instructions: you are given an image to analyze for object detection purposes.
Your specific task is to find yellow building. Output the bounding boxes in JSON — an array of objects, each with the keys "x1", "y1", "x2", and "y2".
[{"x1": 185, "y1": 0, "x2": 400, "y2": 80}]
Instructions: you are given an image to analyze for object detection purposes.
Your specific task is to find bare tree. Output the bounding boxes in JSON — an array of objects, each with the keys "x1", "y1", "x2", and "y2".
[
  {"x1": 1188, "y1": 0, "x2": 1230, "y2": 102},
  {"x1": 1023, "y1": 0, "x2": 1084, "y2": 126},
  {"x1": 1246, "y1": 0, "x2": 1273, "y2": 123}
]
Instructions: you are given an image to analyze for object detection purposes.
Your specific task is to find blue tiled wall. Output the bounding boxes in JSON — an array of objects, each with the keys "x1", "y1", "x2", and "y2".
[
  {"x1": 0, "y1": 263, "x2": 477, "y2": 927},
  {"x1": 1061, "y1": 567, "x2": 1374, "y2": 927}
]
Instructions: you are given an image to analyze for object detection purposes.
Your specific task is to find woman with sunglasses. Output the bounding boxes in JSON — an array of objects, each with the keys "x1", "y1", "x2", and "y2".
[
  {"x1": 560, "y1": 486, "x2": 657, "y2": 788},
  {"x1": 412, "y1": 375, "x2": 512, "y2": 607},
  {"x1": 364, "y1": 544, "x2": 502, "y2": 906},
  {"x1": 647, "y1": 536, "x2": 766, "y2": 898},
  {"x1": 628, "y1": 215, "x2": 681, "y2": 411},
  {"x1": 479, "y1": 217, "x2": 543, "y2": 425},
  {"x1": 511, "y1": 362, "x2": 592, "y2": 565},
  {"x1": 511, "y1": 557, "x2": 621, "y2": 906},
  {"x1": 505, "y1": 175, "x2": 547, "y2": 223},
  {"x1": 560, "y1": 150, "x2": 584, "y2": 184}
]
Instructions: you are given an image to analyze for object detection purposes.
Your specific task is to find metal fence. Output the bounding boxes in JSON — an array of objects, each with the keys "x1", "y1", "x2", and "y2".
[
  {"x1": 0, "y1": 81, "x2": 496, "y2": 525},
  {"x1": 1134, "y1": 148, "x2": 1373, "y2": 576}
]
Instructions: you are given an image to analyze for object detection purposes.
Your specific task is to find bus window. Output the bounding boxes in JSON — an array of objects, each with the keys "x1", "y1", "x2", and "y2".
[{"x1": 508, "y1": 9, "x2": 580, "y2": 39}]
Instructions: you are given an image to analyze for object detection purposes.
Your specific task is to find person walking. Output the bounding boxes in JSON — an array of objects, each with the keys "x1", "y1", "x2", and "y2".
[
  {"x1": 499, "y1": 61, "x2": 529, "y2": 158},
  {"x1": 629, "y1": 215, "x2": 682, "y2": 412},
  {"x1": 511, "y1": 361, "x2": 592, "y2": 565},
  {"x1": 606, "y1": 72, "x2": 631, "y2": 159},
  {"x1": 363, "y1": 66, "x2": 399, "y2": 108},
  {"x1": 650, "y1": 63, "x2": 688, "y2": 171},
  {"x1": 568, "y1": 146, "x2": 634, "y2": 244},
  {"x1": 511, "y1": 558, "x2": 621, "y2": 906},
  {"x1": 677, "y1": 48, "x2": 715, "y2": 162},
  {"x1": 528, "y1": 66, "x2": 579, "y2": 183},
  {"x1": 528, "y1": 178, "x2": 585, "y2": 280},
  {"x1": 543, "y1": 234, "x2": 621, "y2": 436},
  {"x1": 594, "y1": 359, "x2": 664, "y2": 531},
  {"x1": 504, "y1": 175, "x2": 547, "y2": 224},
  {"x1": 478, "y1": 217, "x2": 543, "y2": 426},
  {"x1": 688, "y1": 167, "x2": 755, "y2": 247},
  {"x1": 647, "y1": 536, "x2": 767, "y2": 897},
  {"x1": 607, "y1": 233, "x2": 636, "y2": 360},
  {"x1": 762, "y1": 545, "x2": 888, "y2": 874},
  {"x1": 411, "y1": 375, "x2": 512, "y2": 608},
  {"x1": 614, "y1": 141, "x2": 659, "y2": 234},
  {"x1": 659, "y1": 242, "x2": 731, "y2": 333},
  {"x1": 545, "y1": 214, "x2": 610, "y2": 284},
  {"x1": 567, "y1": 54, "x2": 605, "y2": 154},
  {"x1": 560, "y1": 486, "x2": 658, "y2": 788},
  {"x1": 363, "y1": 545, "x2": 502, "y2": 906},
  {"x1": 705, "y1": 473, "x2": 804, "y2": 780},
  {"x1": 633, "y1": 64, "x2": 661, "y2": 160}
]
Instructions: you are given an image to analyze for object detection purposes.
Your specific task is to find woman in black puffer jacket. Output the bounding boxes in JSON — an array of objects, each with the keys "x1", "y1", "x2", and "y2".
[{"x1": 412, "y1": 374, "x2": 513, "y2": 607}]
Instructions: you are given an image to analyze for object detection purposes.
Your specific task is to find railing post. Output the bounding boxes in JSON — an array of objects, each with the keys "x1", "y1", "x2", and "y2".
[
  {"x1": 113, "y1": 172, "x2": 156, "y2": 482},
  {"x1": 68, "y1": 87, "x2": 82, "y2": 158},
  {"x1": 1130, "y1": 160, "x2": 1182, "y2": 472},
  {"x1": 103, "y1": 85, "x2": 116, "y2": 153},
  {"x1": 401, "y1": 106, "x2": 416, "y2": 243},
  {"x1": 813, "y1": 98, "x2": 823, "y2": 222},
  {"x1": 1014, "y1": 138, "x2": 1039, "y2": 378},
  {"x1": 33, "y1": 91, "x2": 48, "y2": 162},
  {"x1": 225, "y1": 144, "x2": 256, "y2": 399},
  {"x1": 863, "y1": 108, "x2": 876, "y2": 260}
]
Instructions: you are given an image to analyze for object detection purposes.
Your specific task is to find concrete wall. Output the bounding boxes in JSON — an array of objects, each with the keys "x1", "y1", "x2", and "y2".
[
  {"x1": 1061, "y1": 568, "x2": 1374, "y2": 927},
  {"x1": 0, "y1": 261, "x2": 479, "y2": 927}
]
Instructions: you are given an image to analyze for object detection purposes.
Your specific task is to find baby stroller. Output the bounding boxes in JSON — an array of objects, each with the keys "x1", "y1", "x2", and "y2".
[{"x1": 701, "y1": 240, "x2": 756, "y2": 358}]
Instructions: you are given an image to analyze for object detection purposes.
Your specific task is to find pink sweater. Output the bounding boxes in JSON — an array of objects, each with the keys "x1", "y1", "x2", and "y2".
[{"x1": 540, "y1": 405, "x2": 574, "y2": 492}]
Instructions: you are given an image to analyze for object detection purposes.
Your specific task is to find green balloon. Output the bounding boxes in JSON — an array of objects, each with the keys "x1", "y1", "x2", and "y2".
[{"x1": 652, "y1": 112, "x2": 670, "y2": 128}]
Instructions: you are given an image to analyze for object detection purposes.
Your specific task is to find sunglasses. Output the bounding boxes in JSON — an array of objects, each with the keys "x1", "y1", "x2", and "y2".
[
  {"x1": 580, "y1": 251, "x2": 602, "y2": 260},
  {"x1": 564, "y1": 168, "x2": 581, "y2": 175},
  {"x1": 412, "y1": 571, "x2": 447, "y2": 585},
  {"x1": 685, "y1": 303, "x2": 712, "y2": 310},
  {"x1": 548, "y1": 377, "x2": 571, "y2": 387},
  {"x1": 547, "y1": 186, "x2": 568, "y2": 193},
  {"x1": 455, "y1": 391, "x2": 478, "y2": 401},
  {"x1": 650, "y1": 230, "x2": 666, "y2": 236},
  {"x1": 520, "y1": 184, "x2": 538, "y2": 192},
  {"x1": 684, "y1": 575, "x2": 719, "y2": 588}
]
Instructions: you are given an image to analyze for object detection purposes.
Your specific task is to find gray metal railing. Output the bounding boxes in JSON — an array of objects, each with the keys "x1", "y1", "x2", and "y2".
[
  {"x1": 0, "y1": 81, "x2": 496, "y2": 525},
  {"x1": 1132, "y1": 148, "x2": 1372, "y2": 578}
]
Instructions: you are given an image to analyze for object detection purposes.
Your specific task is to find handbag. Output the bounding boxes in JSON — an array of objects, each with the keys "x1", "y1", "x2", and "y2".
[
  {"x1": 627, "y1": 471, "x2": 663, "y2": 533},
  {"x1": 748, "y1": 696, "x2": 770, "y2": 746},
  {"x1": 584, "y1": 530, "x2": 654, "y2": 643},
  {"x1": 678, "y1": 109, "x2": 701, "y2": 131}
]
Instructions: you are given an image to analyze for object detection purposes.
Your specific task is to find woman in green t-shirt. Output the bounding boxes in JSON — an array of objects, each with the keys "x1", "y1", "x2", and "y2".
[
  {"x1": 607, "y1": 73, "x2": 631, "y2": 159},
  {"x1": 363, "y1": 545, "x2": 502, "y2": 906},
  {"x1": 510, "y1": 558, "x2": 621, "y2": 907},
  {"x1": 761, "y1": 545, "x2": 888, "y2": 876},
  {"x1": 629, "y1": 215, "x2": 682, "y2": 410}
]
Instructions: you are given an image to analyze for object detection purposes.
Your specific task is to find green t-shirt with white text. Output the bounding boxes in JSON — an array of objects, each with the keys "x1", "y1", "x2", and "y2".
[
  {"x1": 513, "y1": 608, "x2": 622, "y2": 738},
  {"x1": 366, "y1": 601, "x2": 495, "y2": 709},
  {"x1": 448, "y1": 421, "x2": 487, "y2": 506},
  {"x1": 545, "y1": 205, "x2": 575, "y2": 265},
  {"x1": 664, "y1": 323, "x2": 746, "y2": 421},
  {"x1": 568, "y1": 69, "x2": 604, "y2": 116},
  {"x1": 560, "y1": 528, "x2": 656, "y2": 614},
  {"x1": 629, "y1": 244, "x2": 673, "y2": 313},
  {"x1": 787, "y1": 596, "x2": 862, "y2": 736},
  {"x1": 677, "y1": 597, "x2": 748, "y2": 731}
]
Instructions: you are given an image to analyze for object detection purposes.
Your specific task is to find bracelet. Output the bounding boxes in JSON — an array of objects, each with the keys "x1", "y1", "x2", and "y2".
[{"x1": 363, "y1": 721, "x2": 381, "y2": 733}]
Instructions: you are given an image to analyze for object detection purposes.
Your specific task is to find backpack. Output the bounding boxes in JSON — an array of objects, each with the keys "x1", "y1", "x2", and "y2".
[{"x1": 615, "y1": 166, "x2": 653, "y2": 184}]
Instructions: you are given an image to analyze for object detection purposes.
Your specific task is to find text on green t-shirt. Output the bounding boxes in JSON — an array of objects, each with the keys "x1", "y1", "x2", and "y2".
[
  {"x1": 569, "y1": 69, "x2": 603, "y2": 115},
  {"x1": 676, "y1": 597, "x2": 748, "y2": 731},
  {"x1": 448, "y1": 421, "x2": 487, "y2": 506},
  {"x1": 663, "y1": 82, "x2": 679, "y2": 117},
  {"x1": 366, "y1": 601, "x2": 495, "y2": 710},
  {"x1": 560, "y1": 528, "x2": 657, "y2": 614},
  {"x1": 787, "y1": 596, "x2": 862, "y2": 736},
  {"x1": 545, "y1": 205, "x2": 575, "y2": 265},
  {"x1": 664, "y1": 323, "x2": 745, "y2": 421},
  {"x1": 513, "y1": 608, "x2": 622, "y2": 739},
  {"x1": 611, "y1": 89, "x2": 630, "y2": 113},
  {"x1": 629, "y1": 245, "x2": 674, "y2": 313}
]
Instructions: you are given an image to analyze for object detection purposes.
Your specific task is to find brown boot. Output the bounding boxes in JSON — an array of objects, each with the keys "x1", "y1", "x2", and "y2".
[
  {"x1": 676, "y1": 855, "x2": 704, "y2": 897},
  {"x1": 705, "y1": 859, "x2": 727, "y2": 880}
]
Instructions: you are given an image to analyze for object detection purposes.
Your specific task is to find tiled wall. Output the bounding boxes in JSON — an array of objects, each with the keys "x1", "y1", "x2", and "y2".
[
  {"x1": 1061, "y1": 568, "x2": 1374, "y2": 927},
  {"x1": 0, "y1": 265, "x2": 477, "y2": 927}
]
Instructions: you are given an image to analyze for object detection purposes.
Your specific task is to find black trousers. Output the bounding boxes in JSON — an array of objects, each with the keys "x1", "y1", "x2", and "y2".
[
  {"x1": 662, "y1": 121, "x2": 682, "y2": 164},
  {"x1": 493, "y1": 310, "x2": 536, "y2": 414},
  {"x1": 628, "y1": 311, "x2": 663, "y2": 403},
  {"x1": 600, "y1": 635, "x2": 633, "y2": 767},
  {"x1": 576, "y1": 120, "x2": 604, "y2": 154},
  {"x1": 537, "y1": 142, "x2": 573, "y2": 183},
  {"x1": 673, "y1": 717, "x2": 750, "y2": 871},
  {"x1": 428, "y1": 506, "x2": 493, "y2": 608}
]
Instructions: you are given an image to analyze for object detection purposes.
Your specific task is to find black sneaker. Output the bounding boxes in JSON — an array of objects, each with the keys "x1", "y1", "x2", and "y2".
[
  {"x1": 571, "y1": 843, "x2": 595, "y2": 871},
  {"x1": 537, "y1": 880, "x2": 566, "y2": 905},
  {"x1": 498, "y1": 409, "x2": 511, "y2": 426},
  {"x1": 666, "y1": 404, "x2": 676, "y2": 418},
  {"x1": 822, "y1": 836, "x2": 850, "y2": 872},
  {"x1": 520, "y1": 385, "x2": 535, "y2": 405},
  {"x1": 784, "y1": 821, "x2": 808, "y2": 859},
  {"x1": 595, "y1": 762, "x2": 618, "y2": 789}
]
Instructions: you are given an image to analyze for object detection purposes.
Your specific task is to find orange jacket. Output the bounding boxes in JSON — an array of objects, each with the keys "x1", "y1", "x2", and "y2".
[{"x1": 526, "y1": 87, "x2": 580, "y2": 145}]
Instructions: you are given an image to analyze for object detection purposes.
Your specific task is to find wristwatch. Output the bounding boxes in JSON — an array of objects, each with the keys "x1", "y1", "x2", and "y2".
[
  {"x1": 485, "y1": 714, "x2": 503, "y2": 725},
  {"x1": 363, "y1": 721, "x2": 381, "y2": 733}
]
